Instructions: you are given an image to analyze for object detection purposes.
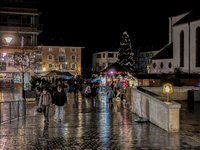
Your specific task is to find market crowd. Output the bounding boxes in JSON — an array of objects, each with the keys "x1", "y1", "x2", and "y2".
[{"x1": 35, "y1": 77, "x2": 127, "y2": 124}]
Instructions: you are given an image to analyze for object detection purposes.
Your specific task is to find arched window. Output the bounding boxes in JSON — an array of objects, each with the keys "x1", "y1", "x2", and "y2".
[
  {"x1": 168, "y1": 62, "x2": 172, "y2": 69},
  {"x1": 180, "y1": 30, "x2": 184, "y2": 67},
  {"x1": 196, "y1": 27, "x2": 200, "y2": 67},
  {"x1": 160, "y1": 62, "x2": 163, "y2": 68},
  {"x1": 153, "y1": 62, "x2": 156, "y2": 68}
]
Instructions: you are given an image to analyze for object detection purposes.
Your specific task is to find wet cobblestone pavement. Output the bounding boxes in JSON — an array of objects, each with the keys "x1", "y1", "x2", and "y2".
[{"x1": 1, "y1": 91, "x2": 200, "y2": 149}]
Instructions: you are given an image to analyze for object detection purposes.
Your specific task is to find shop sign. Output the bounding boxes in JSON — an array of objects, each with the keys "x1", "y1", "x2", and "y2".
[{"x1": 0, "y1": 66, "x2": 6, "y2": 71}]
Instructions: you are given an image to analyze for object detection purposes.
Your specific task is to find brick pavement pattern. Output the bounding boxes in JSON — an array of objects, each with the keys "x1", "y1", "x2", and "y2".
[{"x1": 0, "y1": 91, "x2": 200, "y2": 149}]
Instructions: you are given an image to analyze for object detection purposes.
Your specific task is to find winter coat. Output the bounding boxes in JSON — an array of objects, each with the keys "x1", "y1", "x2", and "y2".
[
  {"x1": 39, "y1": 92, "x2": 52, "y2": 107},
  {"x1": 82, "y1": 83, "x2": 87, "y2": 94},
  {"x1": 73, "y1": 84, "x2": 79, "y2": 91},
  {"x1": 52, "y1": 91, "x2": 67, "y2": 106},
  {"x1": 107, "y1": 87, "x2": 115, "y2": 98},
  {"x1": 91, "y1": 86, "x2": 97, "y2": 96},
  {"x1": 120, "y1": 85, "x2": 125, "y2": 95}
]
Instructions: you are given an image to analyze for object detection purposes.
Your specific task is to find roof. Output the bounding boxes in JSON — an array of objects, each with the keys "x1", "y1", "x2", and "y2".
[
  {"x1": 101, "y1": 62, "x2": 128, "y2": 73},
  {"x1": 169, "y1": 74, "x2": 200, "y2": 79},
  {"x1": 174, "y1": 9, "x2": 200, "y2": 26},
  {"x1": 131, "y1": 74, "x2": 161, "y2": 79},
  {"x1": 151, "y1": 43, "x2": 173, "y2": 60}
]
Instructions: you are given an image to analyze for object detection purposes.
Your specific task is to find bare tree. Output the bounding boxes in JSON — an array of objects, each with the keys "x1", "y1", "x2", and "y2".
[{"x1": 12, "y1": 39, "x2": 37, "y2": 97}]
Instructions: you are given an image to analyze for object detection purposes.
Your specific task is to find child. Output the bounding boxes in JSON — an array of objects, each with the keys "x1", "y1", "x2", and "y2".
[{"x1": 107, "y1": 87, "x2": 115, "y2": 104}]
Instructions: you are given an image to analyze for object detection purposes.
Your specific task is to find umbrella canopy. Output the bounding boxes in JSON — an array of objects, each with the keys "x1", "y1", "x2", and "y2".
[
  {"x1": 38, "y1": 71, "x2": 72, "y2": 77},
  {"x1": 101, "y1": 62, "x2": 129, "y2": 75}
]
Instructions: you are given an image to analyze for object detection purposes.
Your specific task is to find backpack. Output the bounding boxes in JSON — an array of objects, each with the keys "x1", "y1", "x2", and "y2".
[{"x1": 85, "y1": 86, "x2": 91, "y2": 93}]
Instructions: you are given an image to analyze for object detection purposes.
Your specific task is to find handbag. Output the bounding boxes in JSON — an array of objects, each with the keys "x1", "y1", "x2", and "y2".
[{"x1": 36, "y1": 107, "x2": 43, "y2": 113}]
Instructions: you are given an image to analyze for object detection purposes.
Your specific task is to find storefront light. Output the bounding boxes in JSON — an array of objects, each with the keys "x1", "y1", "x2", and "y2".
[{"x1": 43, "y1": 67, "x2": 46, "y2": 71}]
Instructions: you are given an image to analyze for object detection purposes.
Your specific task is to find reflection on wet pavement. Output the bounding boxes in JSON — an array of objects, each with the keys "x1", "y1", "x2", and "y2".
[
  {"x1": 0, "y1": 91, "x2": 200, "y2": 149},
  {"x1": 0, "y1": 89, "x2": 23, "y2": 101}
]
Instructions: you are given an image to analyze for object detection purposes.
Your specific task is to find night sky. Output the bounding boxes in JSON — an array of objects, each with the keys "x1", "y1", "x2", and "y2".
[{"x1": 37, "y1": 1, "x2": 197, "y2": 66}]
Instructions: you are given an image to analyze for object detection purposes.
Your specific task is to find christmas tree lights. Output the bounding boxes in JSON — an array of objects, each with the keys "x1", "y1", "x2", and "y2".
[{"x1": 118, "y1": 31, "x2": 135, "y2": 72}]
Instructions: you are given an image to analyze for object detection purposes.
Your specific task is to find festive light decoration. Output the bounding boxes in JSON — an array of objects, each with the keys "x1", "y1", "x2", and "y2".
[
  {"x1": 163, "y1": 83, "x2": 173, "y2": 94},
  {"x1": 118, "y1": 31, "x2": 135, "y2": 72}
]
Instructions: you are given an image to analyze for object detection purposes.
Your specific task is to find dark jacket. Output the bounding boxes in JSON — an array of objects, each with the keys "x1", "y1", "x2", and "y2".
[
  {"x1": 73, "y1": 84, "x2": 79, "y2": 91},
  {"x1": 52, "y1": 91, "x2": 67, "y2": 106},
  {"x1": 91, "y1": 86, "x2": 98, "y2": 96}
]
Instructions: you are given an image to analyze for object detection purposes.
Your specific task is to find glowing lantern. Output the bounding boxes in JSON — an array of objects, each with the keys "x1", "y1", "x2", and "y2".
[
  {"x1": 163, "y1": 83, "x2": 173, "y2": 94},
  {"x1": 163, "y1": 83, "x2": 173, "y2": 104}
]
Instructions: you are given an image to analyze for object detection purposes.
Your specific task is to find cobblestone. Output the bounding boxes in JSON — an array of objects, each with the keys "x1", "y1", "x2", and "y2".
[{"x1": 0, "y1": 90, "x2": 200, "y2": 149}]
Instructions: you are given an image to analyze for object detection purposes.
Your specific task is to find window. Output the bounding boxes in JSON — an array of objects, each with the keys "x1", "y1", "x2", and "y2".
[
  {"x1": 59, "y1": 48, "x2": 65, "y2": 55},
  {"x1": 61, "y1": 63, "x2": 65, "y2": 69},
  {"x1": 71, "y1": 63, "x2": 76, "y2": 69},
  {"x1": 71, "y1": 55, "x2": 76, "y2": 60},
  {"x1": 169, "y1": 62, "x2": 172, "y2": 68},
  {"x1": 103, "y1": 53, "x2": 105, "y2": 58},
  {"x1": 196, "y1": 27, "x2": 200, "y2": 67},
  {"x1": 116, "y1": 53, "x2": 118, "y2": 57},
  {"x1": 70, "y1": 47, "x2": 76, "y2": 52},
  {"x1": 153, "y1": 62, "x2": 156, "y2": 68},
  {"x1": 47, "y1": 63, "x2": 53, "y2": 68},
  {"x1": 96, "y1": 54, "x2": 101, "y2": 58},
  {"x1": 96, "y1": 63, "x2": 99, "y2": 67},
  {"x1": 47, "y1": 54, "x2": 53, "y2": 60},
  {"x1": 160, "y1": 62, "x2": 163, "y2": 68},
  {"x1": 180, "y1": 30, "x2": 184, "y2": 67},
  {"x1": 108, "y1": 53, "x2": 114, "y2": 58},
  {"x1": 48, "y1": 47, "x2": 54, "y2": 52},
  {"x1": 59, "y1": 56, "x2": 65, "y2": 62}
]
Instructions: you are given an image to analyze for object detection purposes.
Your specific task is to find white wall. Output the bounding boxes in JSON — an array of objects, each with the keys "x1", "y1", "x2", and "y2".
[
  {"x1": 173, "y1": 24, "x2": 189, "y2": 73},
  {"x1": 151, "y1": 59, "x2": 174, "y2": 73},
  {"x1": 189, "y1": 20, "x2": 200, "y2": 73},
  {"x1": 173, "y1": 20, "x2": 200, "y2": 73}
]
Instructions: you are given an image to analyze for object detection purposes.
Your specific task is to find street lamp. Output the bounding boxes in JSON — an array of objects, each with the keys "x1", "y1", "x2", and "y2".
[{"x1": 4, "y1": 37, "x2": 13, "y2": 44}]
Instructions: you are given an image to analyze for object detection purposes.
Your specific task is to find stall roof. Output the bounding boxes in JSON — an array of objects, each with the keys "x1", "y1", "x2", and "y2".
[{"x1": 101, "y1": 62, "x2": 128, "y2": 74}]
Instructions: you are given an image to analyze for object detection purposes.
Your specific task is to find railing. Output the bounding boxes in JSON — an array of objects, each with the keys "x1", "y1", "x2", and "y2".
[{"x1": 0, "y1": 100, "x2": 26, "y2": 123}]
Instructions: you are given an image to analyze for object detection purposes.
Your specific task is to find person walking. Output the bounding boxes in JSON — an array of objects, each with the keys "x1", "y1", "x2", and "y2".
[
  {"x1": 73, "y1": 81, "x2": 79, "y2": 97},
  {"x1": 82, "y1": 81, "x2": 87, "y2": 96},
  {"x1": 120, "y1": 84, "x2": 125, "y2": 102},
  {"x1": 38, "y1": 88, "x2": 52, "y2": 123},
  {"x1": 52, "y1": 86, "x2": 67, "y2": 122},
  {"x1": 85, "y1": 84, "x2": 91, "y2": 97},
  {"x1": 91, "y1": 84, "x2": 98, "y2": 100},
  {"x1": 107, "y1": 87, "x2": 115, "y2": 104}
]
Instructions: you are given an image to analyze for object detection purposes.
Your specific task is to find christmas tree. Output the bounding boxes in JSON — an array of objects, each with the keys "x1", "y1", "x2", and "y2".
[{"x1": 118, "y1": 31, "x2": 135, "y2": 72}]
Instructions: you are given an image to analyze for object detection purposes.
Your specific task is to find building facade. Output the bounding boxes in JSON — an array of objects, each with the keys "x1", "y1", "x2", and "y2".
[
  {"x1": 36, "y1": 46, "x2": 82, "y2": 75},
  {"x1": 92, "y1": 51, "x2": 118, "y2": 73},
  {"x1": 0, "y1": 1, "x2": 42, "y2": 87},
  {"x1": 138, "y1": 50, "x2": 160, "y2": 73},
  {"x1": 151, "y1": 10, "x2": 200, "y2": 73}
]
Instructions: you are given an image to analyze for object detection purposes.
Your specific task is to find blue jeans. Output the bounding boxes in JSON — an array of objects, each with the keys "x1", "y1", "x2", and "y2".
[{"x1": 55, "y1": 105, "x2": 64, "y2": 120}]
